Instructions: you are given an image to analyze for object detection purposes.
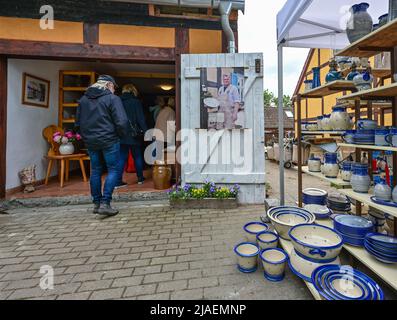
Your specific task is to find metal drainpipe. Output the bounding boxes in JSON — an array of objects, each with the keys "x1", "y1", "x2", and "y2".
[{"x1": 219, "y1": 1, "x2": 235, "y2": 54}]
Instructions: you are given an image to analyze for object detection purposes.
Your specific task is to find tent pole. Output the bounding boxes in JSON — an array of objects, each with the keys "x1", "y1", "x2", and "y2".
[{"x1": 277, "y1": 45, "x2": 285, "y2": 206}]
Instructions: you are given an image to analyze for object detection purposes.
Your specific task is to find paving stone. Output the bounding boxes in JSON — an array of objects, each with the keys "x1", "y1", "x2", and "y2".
[
  {"x1": 79, "y1": 280, "x2": 113, "y2": 292},
  {"x1": 57, "y1": 292, "x2": 92, "y2": 300},
  {"x1": 188, "y1": 277, "x2": 219, "y2": 289},
  {"x1": 123, "y1": 284, "x2": 157, "y2": 298},
  {"x1": 133, "y1": 265, "x2": 162, "y2": 276},
  {"x1": 7, "y1": 287, "x2": 45, "y2": 300},
  {"x1": 174, "y1": 269, "x2": 202, "y2": 280},
  {"x1": 72, "y1": 271, "x2": 104, "y2": 282},
  {"x1": 157, "y1": 280, "x2": 188, "y2": 293},
  {"x1": 89, "y1": 288, "x2": 124, "y2": 300},
  {"x1": 112, "y1": 276, "x2": 143, "y2": 288},
  {"x1": 136, "y1": 292, "x2": 170, "y2": 300},
  {"x1": 171, "y1": 288, "x2": 204, "y2": 300},
  {"x1": 140, "y1": 250, "x2": 166, "y2": 259},
  {"x1": 143, "y1": 272, "x2": 173, "y2": 284}
]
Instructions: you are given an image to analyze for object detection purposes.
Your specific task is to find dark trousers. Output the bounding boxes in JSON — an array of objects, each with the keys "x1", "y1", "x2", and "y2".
[
  {"x1": 118, "y1": 144, "x2": 145, "y2": 183},
  {"x1": 88, "y1": 143, "x2": 120, "y2": 205}
]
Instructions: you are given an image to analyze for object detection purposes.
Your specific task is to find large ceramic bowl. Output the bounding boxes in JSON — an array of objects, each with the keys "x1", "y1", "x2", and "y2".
[
  {"x1": 334, "y1": 215, "x2": 374, "y2": 238},
  {"x1": 288, "y1": 249, "x2": 341, "y2": 283},
  {"x1": 304, "y1": 204, "x2": 331, "y2": 220},
  {"x1": 303, "y1": 188, "x2": 328, "y2": 205},
  {"x1": 289, "y1": 224, "x2": 343, "y2": 262},
  {"x1": 234, "y1": 242, "x2": 260, "y2": 273},
  {"x1": 267, "y1": 207, "x2": 316, "y2": 240}
]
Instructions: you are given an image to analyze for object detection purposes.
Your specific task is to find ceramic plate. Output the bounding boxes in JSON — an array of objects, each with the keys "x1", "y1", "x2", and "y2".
[
  {"x1": 366, "y1": 233, "x2": 397, "y2": 246},
  {"x1": 371, "y1": 196, "x2": 397, "y2": 208},
  {"x1": 203, "y1": 97, "x2": 220, "y2": 109}
]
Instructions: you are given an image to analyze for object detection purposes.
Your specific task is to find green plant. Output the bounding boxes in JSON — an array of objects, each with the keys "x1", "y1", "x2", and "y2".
[{"x1": 168, "y1": 181, "x2": 240, "y2": 200}]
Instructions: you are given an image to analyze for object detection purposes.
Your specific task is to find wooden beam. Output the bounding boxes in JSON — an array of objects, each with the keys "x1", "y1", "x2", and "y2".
[
  {"x1": 83, "y1": 23, "x2": 99, "y2": 44},
  {"x1": 115, "y1": 72, "x2": 175, "y2": 79},
  {"x1": 175, "y1": 27, "x2": 189, "y2": 183},
  {"x1": 0, "y1": 56, "x2": 6, "y2": 199},
  {"x1": 0, "y1": 39, "x2": 175, "y2": 64}
]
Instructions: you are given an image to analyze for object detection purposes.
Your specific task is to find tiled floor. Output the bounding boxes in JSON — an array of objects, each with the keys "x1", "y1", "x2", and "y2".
[{"x1": 7, "y1": 170, "x2": 158, "y2": 200}]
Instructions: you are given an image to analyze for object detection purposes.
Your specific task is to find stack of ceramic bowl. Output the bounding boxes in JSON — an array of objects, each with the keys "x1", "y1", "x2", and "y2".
[
  {"x1": 312, "y1": 265, "x2": 384, "y2": 300},
  {"x1": 367, "y1": 208, "x2": 387, "y2": 233},
  {"x1": 303, "y1": 188, "x2": 328, "y2": 206},
  {"x1": 287, "y1": 224, "x2": 343, "y2": 283},
  {"x1": 364, "y1": 233, "x2": 397, "y2": 264},
  {"x1": 327, "y1": 193, "x2": 351, "y2": 215},
  {"x1": 267, "y1": 207, "x2": 316, "y2": 240},
  {"x1": 304, "y1": 204, "x2": 332, "y2": 220},
  {"x1": 334, "y1": 215, "x2": 374, "y2": 247},
  {"x1": 353, "y1": 129, "x2": 375, "y2": 145}
]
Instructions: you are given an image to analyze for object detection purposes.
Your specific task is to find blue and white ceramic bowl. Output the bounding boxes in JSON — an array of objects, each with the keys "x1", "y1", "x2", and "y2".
[
  {"x1": 312, "y1": 265, "x2": 384, "y2": 301},
  {"x1": 334, "y1": 215, "x2": 374, "y2": 238},
  {"x1": 267, "y1": 207, "x2": 316, "y2": 240},
  {"x1": 234, "y1": 242, "x2": 260, "y2": 273},
  {"x1": 289, "y1": 224, "x2": 344, "y2": 262},
  {"x1": 337, "y1": 231, "x2": 365, "y2": 247},
  {"x1": 304, "y1": 204, "x2": 332, "y2": 220},
  {"x1": 303, "y1": 188, "x2": 328, "y2": 205},
  {"x1": 366, "y1": 233, "x2": 397, "y2": 249}
]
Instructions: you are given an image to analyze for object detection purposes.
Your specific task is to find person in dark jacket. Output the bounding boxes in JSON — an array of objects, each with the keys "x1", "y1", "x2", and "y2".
[
  {"x1": 116, "y1": 84, "x2": 148, "y2": 187},
  {"x1": 76, "y1": 75, "x2": 129, "y2": 216}
]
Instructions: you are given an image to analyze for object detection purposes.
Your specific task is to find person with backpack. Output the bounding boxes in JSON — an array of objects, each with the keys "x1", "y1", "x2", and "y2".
[
  {"x1": 116, "y1": 84, "x2": 148, "y2": 187},
  {"x1": 76, "y1": 75, "x2": 129, "y2": 216}
]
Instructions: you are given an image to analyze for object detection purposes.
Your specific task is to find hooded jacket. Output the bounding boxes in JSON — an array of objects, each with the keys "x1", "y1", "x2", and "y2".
[
  {"x1": 76, "y1": 87, "x2": 129, "y2": 150},
  {"x1": 120, "y1": 93, "x2": 148, "y2": 146}
]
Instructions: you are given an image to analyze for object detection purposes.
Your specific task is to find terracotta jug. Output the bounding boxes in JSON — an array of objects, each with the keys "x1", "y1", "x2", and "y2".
[{"x1": 153, "y1": 160, "x2": 172, "y2": 190}]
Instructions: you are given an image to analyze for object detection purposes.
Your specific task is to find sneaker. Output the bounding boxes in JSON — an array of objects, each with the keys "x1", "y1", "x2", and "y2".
[
  {"x1": 137, "y1": 178, "x2": 145, "y2": 185},
  {"x1": 115, "y1": 182, "x2": 128, "y2": 189},
  {"x1": 98, "y1": 204, "x2": 119, "y2": 217},
  {"x1": 93, "y1": 203, "x2": 100, "y2": 214}
]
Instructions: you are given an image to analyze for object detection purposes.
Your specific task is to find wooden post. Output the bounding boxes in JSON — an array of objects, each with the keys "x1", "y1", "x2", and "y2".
[
  {"x1": 0, "y1": 55, "x2": 6, "y2": 199},
  {"x1": 175, "y1": 27, "x2": 189, "y2": 183},
  {"x1": 297, "y1": 95, "x2": 303, "y2": 207},
  {"x1": 354, "y1": 99, "x2": 362, "y2": 216},
  {"x1": 367, "y1": 101, "x2": 373, "y2": 179},
  {"x1": 392, "y1": 46, "x2": 397, "y2": 189}
]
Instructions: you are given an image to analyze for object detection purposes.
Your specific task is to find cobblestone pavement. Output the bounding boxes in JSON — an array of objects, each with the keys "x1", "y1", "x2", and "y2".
[{"x1": 0, "y1": 201, "x2": 311, "y2": 300}]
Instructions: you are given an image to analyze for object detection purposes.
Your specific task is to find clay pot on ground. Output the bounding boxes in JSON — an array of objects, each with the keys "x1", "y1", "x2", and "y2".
[{"x1": 152, "y1": 160, "x2": 172, "y2": 190}]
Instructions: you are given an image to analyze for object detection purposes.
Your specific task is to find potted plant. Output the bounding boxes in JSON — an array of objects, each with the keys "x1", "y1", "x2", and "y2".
[
  {"x1": 168, "y1": 181, "x2": 240, "y2": 209},
  {"x1": 53, "y1": 131, "x2": 82, "y2": 155}
]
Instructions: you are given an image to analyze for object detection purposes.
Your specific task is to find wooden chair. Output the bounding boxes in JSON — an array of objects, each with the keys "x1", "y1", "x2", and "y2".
[{"x1": 43, "y1": 125, "x2": 88, "y2": 188}]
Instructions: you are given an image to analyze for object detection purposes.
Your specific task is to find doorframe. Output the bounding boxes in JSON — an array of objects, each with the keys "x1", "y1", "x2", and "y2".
[{"x1": 0, "y1": 55, "x2": 7, "y2": 199}]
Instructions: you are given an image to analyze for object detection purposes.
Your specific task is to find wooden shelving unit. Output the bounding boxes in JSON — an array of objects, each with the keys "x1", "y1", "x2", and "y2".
[
  {"x1": 302, "y1": 131, "x2": 346, "y2": 136},
  {"x1": 338, "y1": 143, "x2": 397, "y2": 152},
  {"x1": 301, "y1": 166, "x2": 351, "y2": 188},
  {"x1": 59, "y1": 71, "x2": 97, "y2": 130},
  {"x1": 291, "y1": 19, "x2": 397, "y2": 301}
]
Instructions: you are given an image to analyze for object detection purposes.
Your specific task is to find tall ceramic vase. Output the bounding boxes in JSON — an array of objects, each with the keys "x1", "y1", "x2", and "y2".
[{"x1": 346, "y1": 3, "x2": 373, "y2": 44}]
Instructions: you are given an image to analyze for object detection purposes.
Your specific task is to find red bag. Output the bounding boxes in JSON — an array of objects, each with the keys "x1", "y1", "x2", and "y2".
[{"x1": 125, "y1": 150, "x2": 136, "y2": 173}]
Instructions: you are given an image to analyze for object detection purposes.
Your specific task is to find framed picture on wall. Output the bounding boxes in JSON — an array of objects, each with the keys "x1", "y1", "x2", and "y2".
[{"x1": 22, "y1": 73, "x2": 50, "y2": 108}]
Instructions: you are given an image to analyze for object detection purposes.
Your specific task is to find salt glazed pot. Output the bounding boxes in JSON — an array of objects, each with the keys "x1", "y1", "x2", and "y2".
[
  {"x1": 243, "y1": 222, "x2": 269, "y2": 243},
  {"x1": 234, "y1": 242, "x2": 260, "y2": 273},
  {"x1": 346, "y1": 2, "x2": 373, "y2": 44},
  {"x1": 330, "y1": 105, "x2": 351, "y2": 130},
  {"x1": 260, "y1": 248, "x2": 289, "y2": 282}
]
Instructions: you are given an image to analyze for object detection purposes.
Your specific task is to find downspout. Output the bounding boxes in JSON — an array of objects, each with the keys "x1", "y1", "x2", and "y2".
[{"x1": 219, "y1": 1, "x2": 235, "y2": 53}]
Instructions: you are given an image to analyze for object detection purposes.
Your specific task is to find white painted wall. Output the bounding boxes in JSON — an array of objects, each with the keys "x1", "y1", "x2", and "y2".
[{"x1": 6, "y1": 59, "x2": 85, "y2": 190}]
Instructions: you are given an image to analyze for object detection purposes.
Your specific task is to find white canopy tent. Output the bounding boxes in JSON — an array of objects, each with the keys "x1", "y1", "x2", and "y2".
[{"x1": 276, "y1": 0, "x2": 389, "y2": 204}]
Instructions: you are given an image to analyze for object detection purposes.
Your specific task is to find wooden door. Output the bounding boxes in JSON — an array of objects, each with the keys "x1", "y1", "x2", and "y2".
[{"x1": 180, "y1": 53, "x2": 265, "y2": 204}]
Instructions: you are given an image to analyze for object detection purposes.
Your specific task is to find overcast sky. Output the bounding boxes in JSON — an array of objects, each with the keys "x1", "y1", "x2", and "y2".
[{"x1": 238, "y1": 0, "x2": 309, "y2": 96}]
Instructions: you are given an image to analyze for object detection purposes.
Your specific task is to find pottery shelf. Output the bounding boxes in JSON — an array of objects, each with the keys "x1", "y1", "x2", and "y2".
[
  {"x1": 316, "y1": 219, "x2": 397, "y2": 292},
  {"x1": 279, "y1": 238, "x2": 323, "y2": 301},
  {"x1": 343, "y1": 101, "x2": 392, "y2": 110},
  {"x1": 340, "y1": 68, "x2": 391, "y2": 79},
  {"x1": 338, "y1": 83, "x2": 397, "y2": 101},
  {"x1": 300, "y1": 80, "x2": 356, "y2": 99},
  {"x1": 338, "y1": 188, "x2": 397, "y2": 220},
  {"x1": 338, "y1": 143, "x2": 397, "y2": 152},
  {"x1": 63, "y1": 103, "x2": 79, "y2": 108},
  {"x1": 301, "y1": 166, "x2": 351, "y2": 188},
  {"x1": 336, "y1": 19, "x2": 397, "y2": 58}
]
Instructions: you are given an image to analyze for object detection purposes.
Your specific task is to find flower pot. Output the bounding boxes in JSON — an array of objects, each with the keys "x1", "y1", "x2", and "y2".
[
  {"x1": 243, "y1": 222, "x2": 270, "y2": 243},
  {"x1": 234, "y1": 243, "x2": 260, "y2": 273},
  {"x1": 170, "y1": 198, "x2": 238, "y2": 210},
  {"x1": 260, "y1": 248, "x2": 289, "y2": 282},
  {"x1": 346, "y1": 3, "x2": 374, "y2": 44},
  {"x1": 59, "y1": 143, "x2": 74, "y2": 155},
  {"x1": 257, "y1": 231, "x2": 279, "y2": 251}
]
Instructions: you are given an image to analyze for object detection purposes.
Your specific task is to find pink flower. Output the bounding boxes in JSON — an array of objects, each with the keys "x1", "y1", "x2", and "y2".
[
  {"x1": 53, "y1": 136, "x2": 62, "y2": 143},
  {"x1": 61, "y1": 137, "x2": 69, "y2": 144},
  {"x1": 76, "y1": 134, "x2": 82, "y2": 141},
  {"x1": 65, "y1": 131, "x2": 73, "y2": 139},
  {"x1": 53, "y1": 132, "x2": 61, "y2": 138}
]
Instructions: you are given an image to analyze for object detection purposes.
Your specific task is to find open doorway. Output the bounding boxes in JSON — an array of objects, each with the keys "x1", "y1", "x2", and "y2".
[{"x1": 5, "y1": 58, "x2": 176, "y2": 200}]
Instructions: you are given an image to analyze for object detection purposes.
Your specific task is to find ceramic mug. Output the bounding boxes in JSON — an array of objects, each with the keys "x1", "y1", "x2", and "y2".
[
  {"x1": 375, "y1": 129, "x2": 391, "y2": 147},
  {"x1": 357, "y1": 119, "x2": 377, "y2": 130}
]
